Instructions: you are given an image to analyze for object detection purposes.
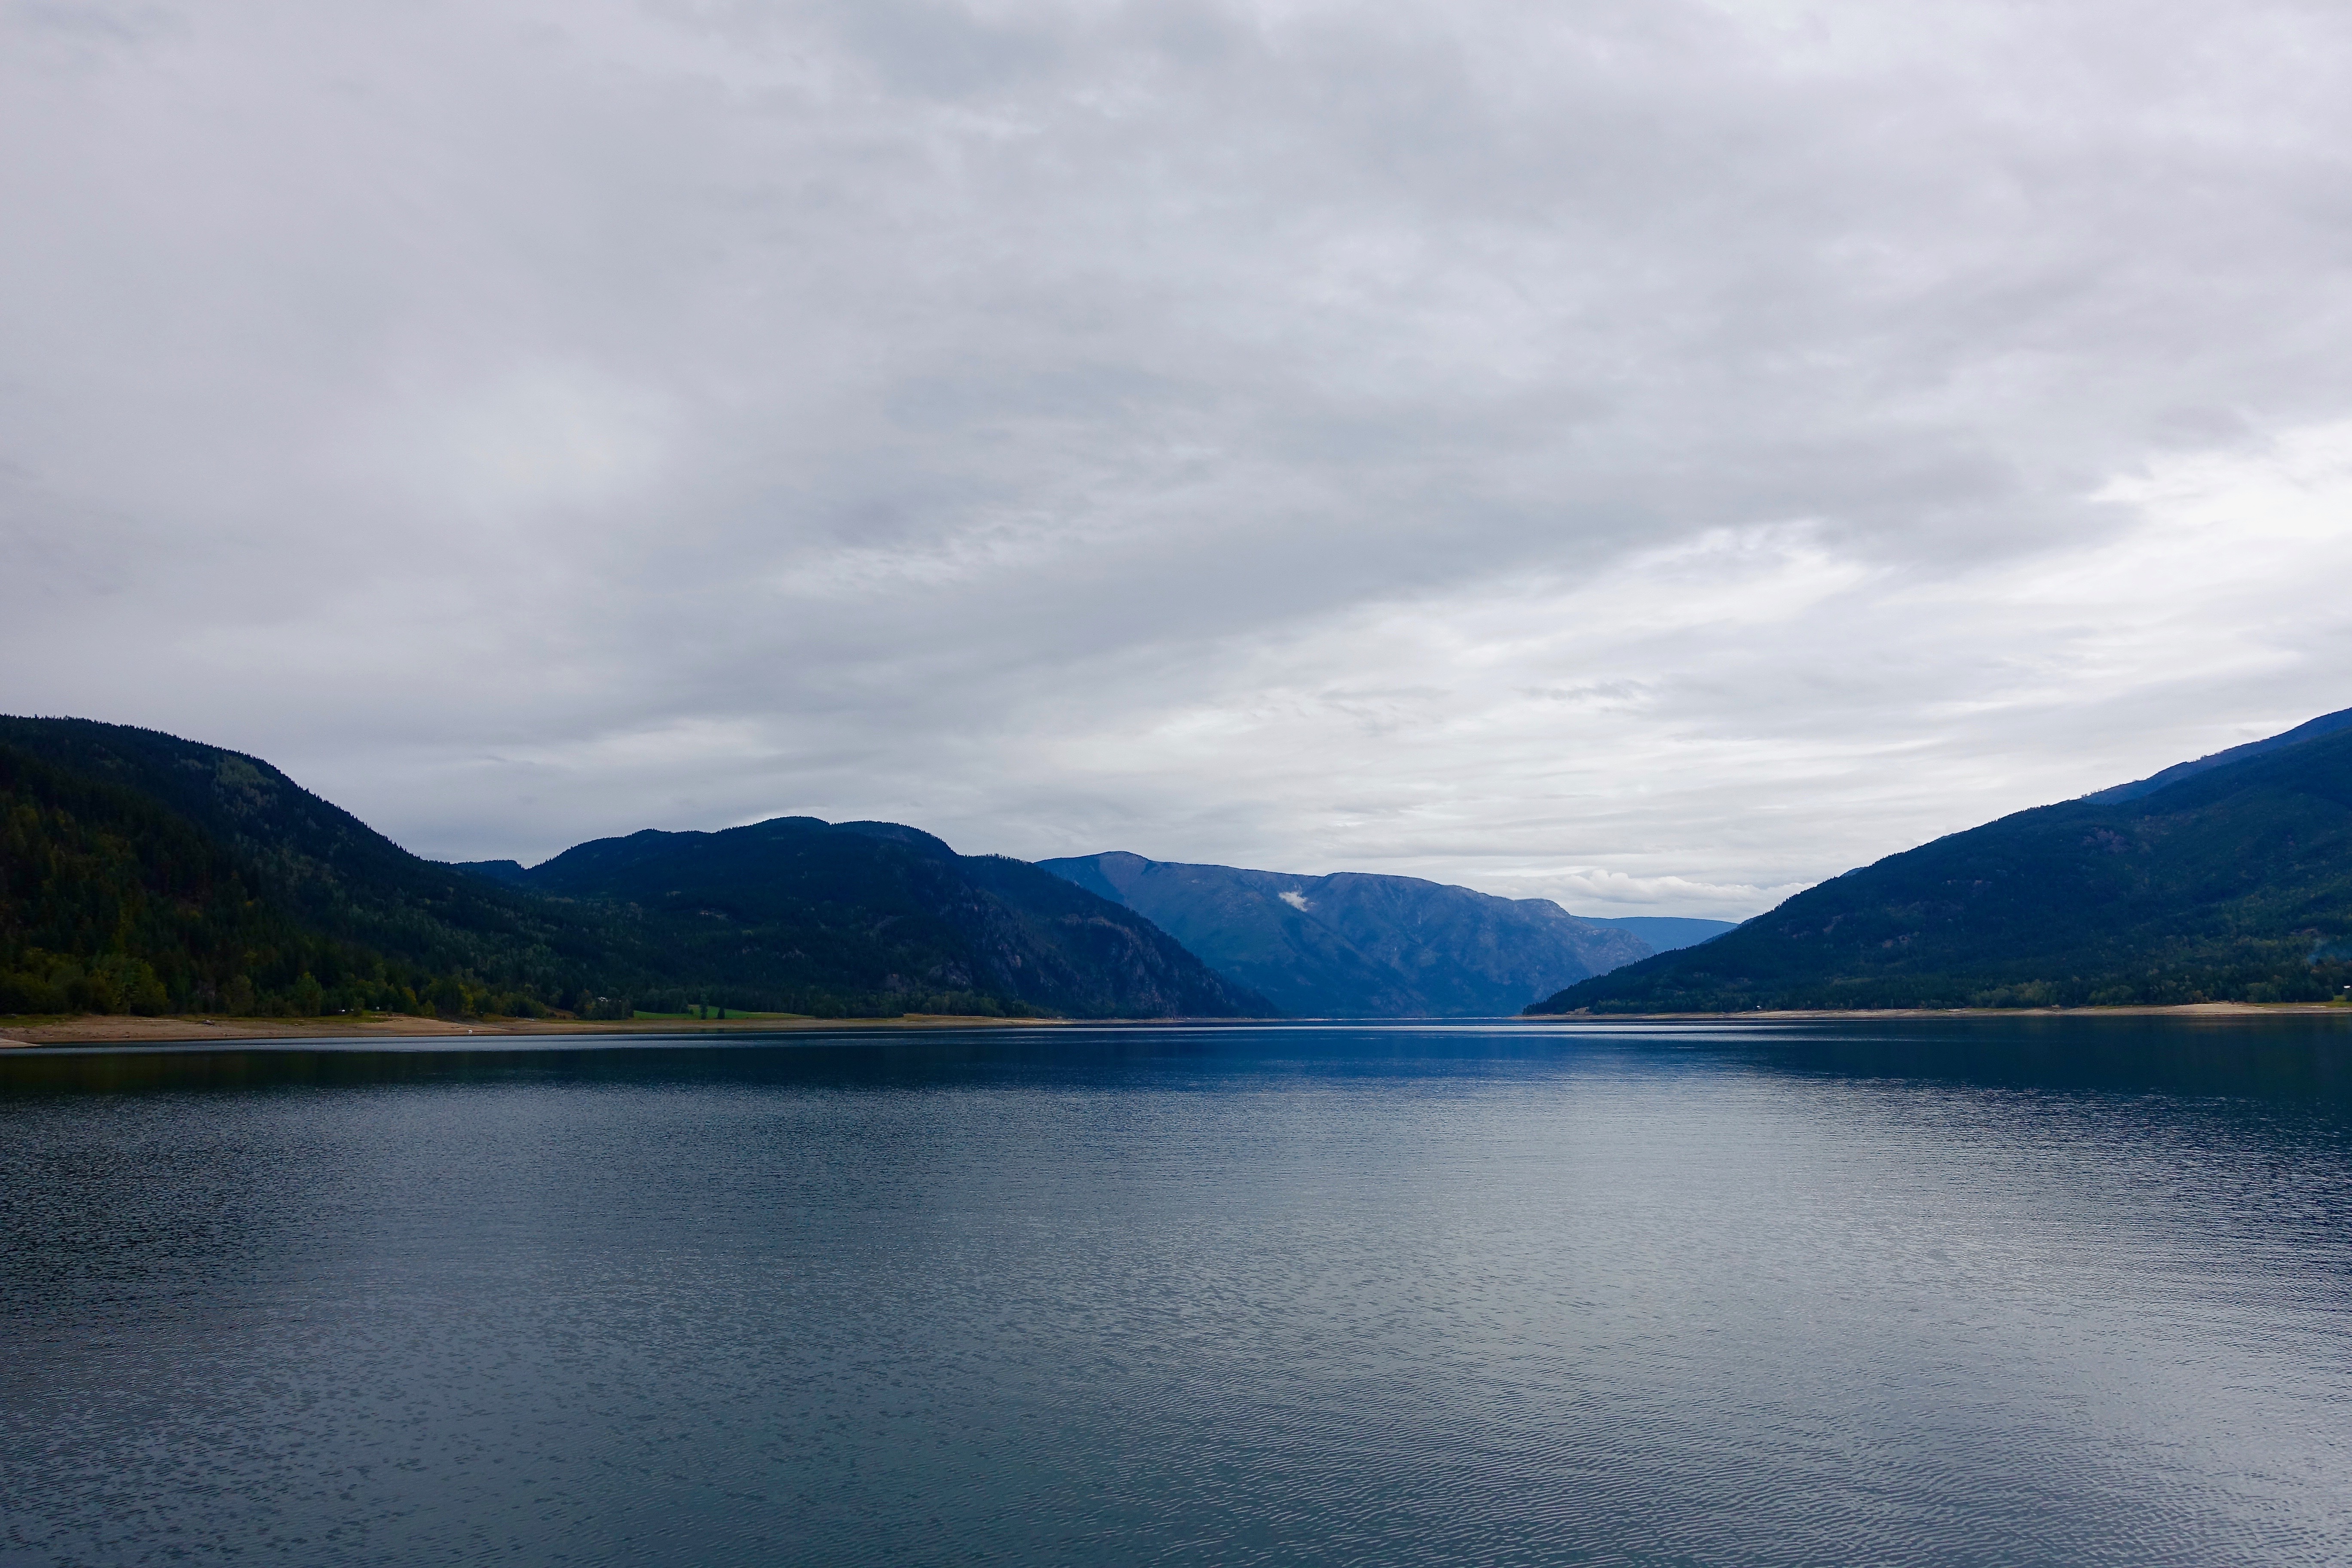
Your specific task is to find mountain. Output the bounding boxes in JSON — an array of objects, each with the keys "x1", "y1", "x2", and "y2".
[
  {"x1": 2083, "y1": 706, "x2": 2352, "y2": 802},
  {"x1": 0, "y1": 716, "x2": 1267, "y2": 1021},
  {"x1": 0, "y1": 716, "x2": 624, "y2": 1018},
  {"x1": 485, "y1": 819, "x2": 1272, "y2": 1020},
  {"x1": 1038, "y1": 852, "x2": 1651, "y2": 1016},
  {"x1": 449, "y1": 859, "x2": 530, "y2": 885},
  {"x1": 1530, "y1": 709, "x2": 2352, "y2": 1014},
  {"x1": 1582, "y1": 916, "x2": 1736, "y2": 952}
]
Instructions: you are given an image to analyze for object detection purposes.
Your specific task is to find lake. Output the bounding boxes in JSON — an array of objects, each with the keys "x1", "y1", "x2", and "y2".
[{"x1": 4, "y1": 1017, "x2": 2350, "y2": 1566}]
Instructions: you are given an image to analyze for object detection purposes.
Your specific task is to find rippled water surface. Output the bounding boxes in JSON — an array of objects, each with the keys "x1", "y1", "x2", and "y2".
[{"x1": 4, "y1": 1017, "x2": 2351, "y2": 1566}]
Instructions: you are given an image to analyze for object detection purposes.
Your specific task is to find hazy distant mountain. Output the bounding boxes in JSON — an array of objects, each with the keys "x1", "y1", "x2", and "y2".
[
  {"x1": 1039, "y1": 852, "x2": 1652, "y2": 1016},
  {"x1": 1581, "y1": 916, "x2": 1736, "y2": 953},
  {"x1": 1533, "y1": 708, "x2": 2352, "y2": 1014}
]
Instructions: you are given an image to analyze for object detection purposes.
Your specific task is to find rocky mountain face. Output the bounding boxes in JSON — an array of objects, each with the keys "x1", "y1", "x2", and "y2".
[{"x1": 1039, "y1": 852, "x2": 1653, "y2": 1017}]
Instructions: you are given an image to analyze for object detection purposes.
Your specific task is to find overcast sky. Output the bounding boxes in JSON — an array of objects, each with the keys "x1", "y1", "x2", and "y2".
[{"x1": 7, "y1": 0, "x2": 2352, "y2": 916}]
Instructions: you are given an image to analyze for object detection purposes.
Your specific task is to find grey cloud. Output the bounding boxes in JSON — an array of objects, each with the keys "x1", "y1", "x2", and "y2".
[{"x1": 5, "y1": 0, "x2": 2352, "y2": 913}]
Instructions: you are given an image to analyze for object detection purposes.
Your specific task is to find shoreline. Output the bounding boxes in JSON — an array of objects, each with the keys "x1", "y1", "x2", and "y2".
[
  {"x1": 0, "y1": 1012, "x2": 1069, "y2": 1047},
  {"x1": 4, "y1": 998, "x2": 2350, "y2": 1046},
  {"x1": 1514, "y1": 1000, "x2": 2352, "y2": 1022}
]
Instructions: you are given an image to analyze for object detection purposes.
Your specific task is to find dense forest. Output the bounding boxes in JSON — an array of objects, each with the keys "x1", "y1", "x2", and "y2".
[
  {"x1": 0, "y1": 723, "x2": 604, "y2": 1017},
  {"x1": 0, "y1": 717, "x2": 1266, "y2": 1021},
  {"x1": 469, "y1": 817, "x2": 1268, "y2": 1020},
  {"x1": 1531, "y1": 719, "x2": 2352, "y2": 1014}
]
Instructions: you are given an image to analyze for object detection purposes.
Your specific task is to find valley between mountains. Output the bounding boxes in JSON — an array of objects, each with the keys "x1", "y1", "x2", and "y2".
[{"x1": 9, "y1": 706, "x2": 2352, "y2": 1034}]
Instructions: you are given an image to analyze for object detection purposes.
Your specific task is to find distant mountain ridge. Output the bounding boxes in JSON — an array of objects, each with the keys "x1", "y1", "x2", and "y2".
[
  {"x1": 1581, "y1": 916, "x2": 1736, "y2": 952},
  {"x1": 1533, "y1": 706, "x2": 2352, "y2": 1014},
  {"x1": 1040, "y1": 851, "x2": 1654, "y2": 1016}
]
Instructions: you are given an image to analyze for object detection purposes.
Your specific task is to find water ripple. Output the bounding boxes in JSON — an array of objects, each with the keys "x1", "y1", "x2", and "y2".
[{"x1": 3, "y1": 1019, "x2": 2349, "y2": 1565}]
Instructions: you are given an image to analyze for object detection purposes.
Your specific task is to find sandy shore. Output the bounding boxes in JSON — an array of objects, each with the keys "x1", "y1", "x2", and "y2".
[{"x1": 0, "y1": 1012, "x2": 1069, "y2": 1047}]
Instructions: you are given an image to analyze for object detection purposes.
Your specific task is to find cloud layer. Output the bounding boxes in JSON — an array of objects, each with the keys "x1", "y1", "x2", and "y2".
[{"x1": 7, "y1": 0, "x2": 2352, "y2": 914}]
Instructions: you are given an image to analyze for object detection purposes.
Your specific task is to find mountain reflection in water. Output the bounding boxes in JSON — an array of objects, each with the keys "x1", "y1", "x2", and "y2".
[{"x1": 3, "y1": 1017, "x2": 2348, "y2": 1567}]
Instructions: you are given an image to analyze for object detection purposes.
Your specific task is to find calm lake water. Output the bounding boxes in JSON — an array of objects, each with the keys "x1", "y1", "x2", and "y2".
[{"x1": 4, "y1": 1017, "x2": 2350, "y2": 1566}]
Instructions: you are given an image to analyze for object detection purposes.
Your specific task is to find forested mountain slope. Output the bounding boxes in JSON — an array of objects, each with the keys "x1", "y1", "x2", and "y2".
[
  {"x1": 1531, "y1": 714, "x2": 2352, "y2": 1014},
  {"x1": 0, "y1": 717, "x2": 1266, "y2": 1020},
  {"x1": 1040, "y1": 851, "x2": 1650, "y2": 1016},
  {"x1": 492, "y1": 819, "x2": 1272, "y2": 1020},
  {"x1": 2085, "y1": 704, "x2": 2352, "y2": 803},
  {"x1": 0, "y1": 717, "x2": 617, "y2": 1016}
]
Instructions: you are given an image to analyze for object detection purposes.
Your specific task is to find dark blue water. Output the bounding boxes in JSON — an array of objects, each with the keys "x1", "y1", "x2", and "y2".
[{"x1": 4, "y1": 1018, "x2": 2350, "y2": 1566}]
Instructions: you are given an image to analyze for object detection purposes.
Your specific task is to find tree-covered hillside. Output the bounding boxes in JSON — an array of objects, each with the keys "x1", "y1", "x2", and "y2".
[
  {"x1": 0, "y1": 719, "x2": 612, "y2": 1017},
  {"x1": 1530, "y1": 717, "x2": 2352, "y2": 1014},
  {"x1": 0, "y1": 717, "x2": 1268, "y2": 1020},
  {"x1": 496, "y1": 819, "x2": 1272, "y2": 1019}
]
